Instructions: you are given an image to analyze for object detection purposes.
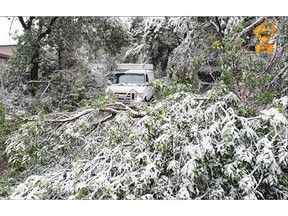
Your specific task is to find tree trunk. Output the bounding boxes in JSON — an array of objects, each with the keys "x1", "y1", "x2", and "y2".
[
  {"x1": 30, "y1": 44, "x2": 40, "y2": 81},
  {"x1": 29, "y1": 44, "x2": 40, "y2": 96},
  {"x1": 57, "y1": 48, "x2": 62, "y2": 70}
]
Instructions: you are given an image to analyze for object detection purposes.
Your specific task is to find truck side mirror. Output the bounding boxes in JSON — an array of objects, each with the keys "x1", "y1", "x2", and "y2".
[{"x1": 107, "y1": 80, "x2": 112, "y2": 85}]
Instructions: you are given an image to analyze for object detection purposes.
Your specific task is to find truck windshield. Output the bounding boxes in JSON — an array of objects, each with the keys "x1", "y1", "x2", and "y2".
[{"x1": 112, "y1": 73, "x2": 145, "y2": 85}]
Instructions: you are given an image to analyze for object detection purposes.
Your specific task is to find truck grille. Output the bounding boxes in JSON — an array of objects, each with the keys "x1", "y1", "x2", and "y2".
[{"x1": 114, "y1": 92, "x2": 135, "y2": 103}]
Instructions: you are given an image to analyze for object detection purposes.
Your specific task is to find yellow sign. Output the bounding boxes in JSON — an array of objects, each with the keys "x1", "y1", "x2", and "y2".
[
  {"x1": 253, "y1": 20, "x2": 277, "y2": 53},
  {"x1": 255, "y1": 43, "x2": 274, "y2": 53},
  {"x1": 253, "y1": 20, "x2": 277, "y2": 43}
]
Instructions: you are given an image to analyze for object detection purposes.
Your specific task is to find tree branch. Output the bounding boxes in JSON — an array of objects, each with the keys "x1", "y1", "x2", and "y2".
[
  {"x1": 210, "y1": 17, "x2": 224, "y2": 38},
  {"x1": 38, "y1": 17, "x2": 58, "y2": 40},
  {"x1": 27, "y1": 17, "x2": 35, "y2": 29},
  {"x1": 27, "y1": 80, "x2": 49, "y2": 84},
  {"x1": 233, "y1": 17, "x2": 266, "y2": 41},
  {"x1": 267, "y1": 64, "x2": 288, "y2": 88},
  {"x1": 100, "y1": 106, "x2": 146, "y2": 118},
  {"x1": 40, "y1": 81, "x2": 51, "y2": 97},
  {"x1": 86, "y1": 113, "x2": 117, "y2": 135},
  {"x1": 18, "y1": 16, "x2": 35, "y2": 30},
  {"x1": 6, "y1": 101, "x2": 146, "y2": 134},
  {"x1": 47, "y1": 108, "x2": 94, "y2": 123},
  {"x1": 18, "y1": 17, "x2": 28, "y2": 30}
]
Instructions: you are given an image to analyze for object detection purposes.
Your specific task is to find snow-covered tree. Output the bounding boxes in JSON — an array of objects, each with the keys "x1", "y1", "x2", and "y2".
[{"x1": 124, "y1": 17, "x2": 181, "y2": 77}]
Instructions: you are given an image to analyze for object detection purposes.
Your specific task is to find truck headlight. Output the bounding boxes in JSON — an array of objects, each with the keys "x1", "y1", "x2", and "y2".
[
  {"x1": 135, "y1": 93, "x2": 144, "y2": 102},
  {"x1": 105, "y1": 88, "x2": 110, "y2": 99}
]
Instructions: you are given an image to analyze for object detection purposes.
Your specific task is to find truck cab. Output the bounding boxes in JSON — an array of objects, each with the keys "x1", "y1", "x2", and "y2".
[{"x1": 105, "y1": 64, "x2": 155, "y2": 105}]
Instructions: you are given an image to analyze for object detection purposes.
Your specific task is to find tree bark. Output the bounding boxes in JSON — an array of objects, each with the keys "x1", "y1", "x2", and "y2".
[
  {"x1": 57, "y1": 47, "x2": 63, "y2": 70},
  {"x1": 38, "y1": 17, "x2": 58, "y2": 40},
  {"x1": 18, "y1": 16, "x2": 35, "y2": 30},
  {"x1": 30, "y1": 44, "x2": 40, "y2": 81},
  {"x1": 29, "y1": 43, "x2": 40, "y2": 95}
]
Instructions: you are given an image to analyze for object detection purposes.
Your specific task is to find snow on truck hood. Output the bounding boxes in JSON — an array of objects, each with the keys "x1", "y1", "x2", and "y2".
[{"x1": 106, "y1": 84, "x2": 147, "y2": 94}]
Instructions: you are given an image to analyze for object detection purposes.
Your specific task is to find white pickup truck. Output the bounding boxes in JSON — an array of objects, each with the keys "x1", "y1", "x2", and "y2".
[{"x1": 105, "y1": 64, "x2": 155, "y2": 105}]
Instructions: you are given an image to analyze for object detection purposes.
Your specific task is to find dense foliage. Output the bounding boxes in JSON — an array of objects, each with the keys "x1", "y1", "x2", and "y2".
[{"x1": 2, "y1": 86, "x2": 288, "y2": 199}]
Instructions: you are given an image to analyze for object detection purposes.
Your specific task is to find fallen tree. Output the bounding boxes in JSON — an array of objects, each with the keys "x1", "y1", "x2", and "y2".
[{"x1": 3, "y1": 85, "x2": 287, "y2": 199}]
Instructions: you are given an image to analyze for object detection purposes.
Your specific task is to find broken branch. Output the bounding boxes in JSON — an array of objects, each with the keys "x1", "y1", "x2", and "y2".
[
  {"x1": 86, "y1": 113, "x2": 117, "y2": 135},
  {"x1": 47, "y1": 108, "x2": 94, "y2": 123}
]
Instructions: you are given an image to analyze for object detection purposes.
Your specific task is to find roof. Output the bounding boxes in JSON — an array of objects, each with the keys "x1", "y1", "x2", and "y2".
[
  {"x1": 0, "y1": 44, "x2": 17, "y2": 47},
  {"x1": 0, "y1": 44, "x2": 17, "y2": 57},
  {"x1": 0, "y1": 52, "x2": 10, "y2": 58},
  {"x1": 116, "y1": 64, "x2": 154, "y2": 70}
]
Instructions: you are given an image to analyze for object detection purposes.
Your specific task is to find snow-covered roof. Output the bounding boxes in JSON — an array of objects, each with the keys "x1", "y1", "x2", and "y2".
[
  {"x1": 116, "y1": 64, "x2": 153, "y2": 70},
  {"x1": 113, "y1": 69, "x2": 152, "y2": 74}
]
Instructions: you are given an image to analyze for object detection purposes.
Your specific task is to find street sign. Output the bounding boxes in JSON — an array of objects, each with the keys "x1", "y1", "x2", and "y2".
[
  {"x1": 255, "y1": 43, "x2": 274, "y2": 53},
  {"x1": 253, "y1": 20, "x2": 277, "y2": 53},
  {"x1": 253, "y1": 20, "x2": 277, "y2": 43}
]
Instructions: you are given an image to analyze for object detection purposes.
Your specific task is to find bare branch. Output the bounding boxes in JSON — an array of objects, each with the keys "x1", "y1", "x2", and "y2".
[
  {"x1": 18, "y1": 17, "x2": 28, "y2": 29},
  {"x1": 40, "y1": 81, "x2": 51, "y2": 97},
  {"x1": 233, "y1": 17, "x2": 266, "y2": 41},
  {"x1": 99, "y1": 107, "x2": 120, "y2": 114},
  {"x1": 267, "y1": 64, "x2": 288, "y2": 87},
  {"x1": 27, "y1": 80, "x2": 49, "y2": 84},
  {"x1": 47, "y1": 108, "x2": 94, "y2": 123},
  {"x1": 9, "y1": 17, "x2": 15, "y2": 39},
  {"x1": 17, "y1": 16, "x2": 35, "y2": 30},
  {"x1": 257, "y1": 38, "x2": 278, "y2": 79},
  {"x1": 100, "y1": 106, "x2": 146, "y2": 118}
]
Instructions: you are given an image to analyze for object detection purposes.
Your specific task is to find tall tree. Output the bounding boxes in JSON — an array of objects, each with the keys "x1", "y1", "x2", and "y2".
[
  {"x1": 18, "y1": 17, "x2": 58, "y2": 81},
  {"x1": 7, "y1": 17, "x2": 131, "y2": 97}
]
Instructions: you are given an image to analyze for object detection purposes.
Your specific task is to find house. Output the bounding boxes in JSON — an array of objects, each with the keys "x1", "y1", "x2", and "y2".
[
  {"x1": 0, "y1": 44, "x2": 16, "y2": 90},
  {"x1": 0, "y1": 44, "x2": 16, "y2": 64}
]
